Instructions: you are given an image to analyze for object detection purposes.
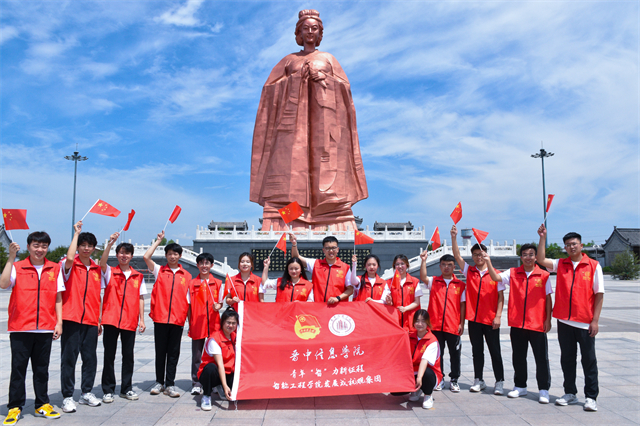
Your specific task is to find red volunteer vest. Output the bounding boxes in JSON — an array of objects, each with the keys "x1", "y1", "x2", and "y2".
[
  {"x1": 149, "y1": 264, "x2": 191, "y2": 326},
  {"x1": 388, "y1": 274, "x2": 421, "y2": 332},
  {"x1": 311, "y1": 258, "x2": 350, "y2": 302},
  {"x1": 507, "y1": 265, "x2": 550, "y2": 332},
  {"x1": 8, "y1": 258, "x2": 60, "y2": 332},
  {"x1": 62, "y1": 255, "x2": 102, "y2": 326},
  {"x1": 226, "y1": 273, "x2": 261, "y2": 310},
  {"x1": 427, "y1": 276, "x2": 465, "y2": 334},
  {"x1": 353, "y1": 274, "x2": 386, "y2": 302},
  {"x1": 275, "y1": 278, "x2": 313, "y2": 302},
  {"x1": 197, "y1": 330, "x2": 236, "y2": 378},
  {"x1": 465, "y1": 266, "x2": 501, "y2": 326},
  {"x1": 188, "y1": 275, "x2": 222, "y2": 339},
  {"x1": 101, "y1": 266, "x2": 144, "y2": 331},
  {"x1": 553, "y1": 254, "x2": 599, "y2": 323},
  {"x1": 409, "y1": 330, "x2": 443, "y2": 383}
]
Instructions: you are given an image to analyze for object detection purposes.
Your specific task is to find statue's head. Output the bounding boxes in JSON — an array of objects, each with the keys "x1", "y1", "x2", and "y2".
[{"x1": 295, "y1": 9, "x2": 323, "y2": 47}]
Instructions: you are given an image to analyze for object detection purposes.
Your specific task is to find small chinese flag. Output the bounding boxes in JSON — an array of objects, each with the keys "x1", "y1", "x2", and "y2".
[
  {"x1": 197, "y1": 281, "x2": 208, "y2": 305},
  {"x1": 123, "y1": 210, "x2": 135, "y2": 231},
  {"x1": 168, "y1": 206, "x2": 182, "y2": 223},
  {"x1": 278, "y1": 201, "x2": 304, "y2": 224},
  {"x1": 430, "y1": 226, "x2": 441, "y2": 250},
  {"x1": 472, "y1": 228, "x2": 489, "y2": 244},
  {"x1": 546, "y1": 194, "x2": 555, "y2": 213},
  {"x1": 390, "y1": 270, "x2": 401, "y2": 292},
  {"x1": 450, "y1": 202, "x2": 462, "y2": 224},
  {"x1": 89, "y1": 200, "x2": 121, "y2": 217},
  {"x1": 275, "y1": 233, "x2": 287, "y2": 252},
  {"x1": 297, "y1": 314, "x2": 321, "y2": 328},
  {"x1": 224, "y1": 274, "x2": 239, "y2": 299},
  {"x1": 354, "y1": 230, "x2": 375, "y2": 245},
  {"x1": 2, "y1": 209, "x2": 29, "y2": 230}
]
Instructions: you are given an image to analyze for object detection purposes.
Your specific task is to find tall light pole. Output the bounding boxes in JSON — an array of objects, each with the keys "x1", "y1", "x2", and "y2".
[
  {"x1": 64, "y1": 145, "x2": 88, "y2": 239},
  {"x1": 531, "y1": 144, "x2": 553, "y2": 248}
]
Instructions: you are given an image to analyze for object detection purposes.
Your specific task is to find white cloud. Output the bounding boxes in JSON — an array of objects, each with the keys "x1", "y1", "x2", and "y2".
[
  {"x1": 155, "y1": 0, "x2": 205, "y2": 27},
  {"x1": 0, "y1": 26, "x2": 19, "y2": 45}
]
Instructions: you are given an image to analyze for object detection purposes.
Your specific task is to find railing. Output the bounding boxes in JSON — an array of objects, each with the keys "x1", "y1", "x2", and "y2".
[{"x1": 195, "y1": 225, "x2": 427, "y2": 241}]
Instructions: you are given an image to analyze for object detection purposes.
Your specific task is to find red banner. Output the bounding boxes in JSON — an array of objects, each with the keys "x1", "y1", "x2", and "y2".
[{"x1": 231, "y1": 301, "x2": 415, "y2": 400}]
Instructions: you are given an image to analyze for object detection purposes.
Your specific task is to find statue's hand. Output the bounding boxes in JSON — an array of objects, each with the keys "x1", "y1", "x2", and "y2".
[{"x1": 310, "y1": 69, "x2": 327, "y2": 88}]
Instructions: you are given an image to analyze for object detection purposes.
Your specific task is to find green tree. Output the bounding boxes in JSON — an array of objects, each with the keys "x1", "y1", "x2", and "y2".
[
  {"x1": 46, "y1": 246, "x2": 69, "y2": 263},
  {"x1": 545, "y1": 243, "x2": 568, "y2": 259},
  {"x1": 0, "y1": 244, "x2": 8, "y2": 271},
  {"x1": 611, "y1": 250, "x2": 640, "y2": 280}
]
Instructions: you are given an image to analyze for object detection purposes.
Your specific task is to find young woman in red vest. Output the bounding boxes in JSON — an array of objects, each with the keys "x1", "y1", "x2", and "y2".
[
  {"x1": 409, "y1": 310, "x2": 443, "y2": 409},
  {"x1": 261, "y1": 257, "x2": 314, "y2": 302},
  {"x1": 198, "y1": 309, "x2": 239, "y2": 411},
  {"x1": 352, "y1": 254, "x2": 389, "y2": 303},
  {"x1": 225, "y1": 253, "x2": 263, "y2": 309},
  {"x1": 384, "y1": 254, "x2": 422, "y2": 332}
]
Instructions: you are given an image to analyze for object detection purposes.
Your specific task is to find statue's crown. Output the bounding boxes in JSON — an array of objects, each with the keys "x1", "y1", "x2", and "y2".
[{"x1": 298, "y1": 9, "x2": 320, "y2": 20}]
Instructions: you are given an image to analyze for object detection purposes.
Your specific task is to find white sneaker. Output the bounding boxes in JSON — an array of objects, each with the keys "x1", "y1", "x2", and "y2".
[
  {"x1": 422, "y1": 395, "x2": 434, "y2": 409},
  {"x1": 150, "y1": 382, "x2": 164, "y2": 395},
  {"x1": 191, "y1": 386, "x2": 203, "y2": 395},
  {"x1": 434, "y1": 380, "x2": 444, "y2": 391},
  {"x1": 470, "y1": 379, "x2": 486, "y2": 392},
  {"x1": 494, "y1": 381, "x2": 504, "y2": 395},
  {"x1": 539, "y1": 389, "x2": 550, "y2": 404},
  {"x1": 556, "y1": 393, "x2": 578, "y2": 406},
  {"x1": 102, "y1": 393, "x2": 114, "y2": 403},
  {"x1": 409, "y1": 389, "x2": 423, "y2": 402},
  {"x1": 449, "y1": 380, "x2": 460, "y2": 393},
  {"x1": 62, "y1": 397, "x2": 77, "y2": 413},
  {"x1": 583, "y1": 398, "x2": 598, "y2": 412},
  {"x1": 508, "y1": 387, "x2": 527, "y2": 398},
  {"x1": 163, "y1": 386, "x2": 180, "y2": 398},
  {"x1": 120, "y1": 390, "x2": 139, "y2": 400},
  {"x1": 79, "y1": 392, "x2": 101, "y2": 407},
  {"x1": 201, "y1": 395, "x2": 212, "y2": 411}
]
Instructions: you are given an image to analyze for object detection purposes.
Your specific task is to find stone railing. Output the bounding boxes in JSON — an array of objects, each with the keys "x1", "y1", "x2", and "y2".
[{"x1": 194, "y1": 225, "x2": 427, "y2": 241}]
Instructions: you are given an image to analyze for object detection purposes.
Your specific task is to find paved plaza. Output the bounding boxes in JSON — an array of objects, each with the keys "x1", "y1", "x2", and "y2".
[{"x1": 1, "y1": 275, "x2": 638, "y2": 425}]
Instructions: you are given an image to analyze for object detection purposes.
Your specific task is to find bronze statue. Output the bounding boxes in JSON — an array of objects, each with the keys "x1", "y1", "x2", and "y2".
[{"x1": 250, "y1": 9, "x2": 368, "y2": 231}]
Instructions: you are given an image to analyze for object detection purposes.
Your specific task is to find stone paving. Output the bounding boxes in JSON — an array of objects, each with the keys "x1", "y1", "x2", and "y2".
[{"x1": 0, "y1": 276, "x2": 639, "y2": 425}]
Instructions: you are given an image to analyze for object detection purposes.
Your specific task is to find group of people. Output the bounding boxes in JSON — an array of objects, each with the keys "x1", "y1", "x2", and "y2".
[{"x1": 2, "y1": 221, "x2": 603, "y2": 424}]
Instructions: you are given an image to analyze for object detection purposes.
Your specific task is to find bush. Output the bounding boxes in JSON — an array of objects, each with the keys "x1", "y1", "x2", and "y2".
[
  {"x1": 602, "y1": 266, "x2": 612, "y2": 274},
  {"x1": 611, "y1": 250, "x2": 640, "y2": 280}
]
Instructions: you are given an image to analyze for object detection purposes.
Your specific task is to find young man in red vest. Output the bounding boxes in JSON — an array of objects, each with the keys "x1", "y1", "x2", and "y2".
[
  {"x1": 60, "y1": 221, "x2": 104, "y2": 413},
  {"x1": 290, "y1": 235, "x2": 355, "y2": 303},
  {"x1": 451, "y1": 225, "x2": 505, "y2": 395},
  {"x1": 537, "y1": 225, "x2": 603, "y2": 412},
  {"x1": 485, "y1": 244, "x2": 553, "y2": 404},
  {"x1": 0, "y1": 232, "x2": 64, "y2": 424},
  {"x1": 99, "y1": 232, "x2": 147, "y2": 403},
  {"x1": 144, "y1": 230, "x2": 192, "y2": 398},
  {"x1": 420, "y1": 252, "x2": 466, "y2": 393}
]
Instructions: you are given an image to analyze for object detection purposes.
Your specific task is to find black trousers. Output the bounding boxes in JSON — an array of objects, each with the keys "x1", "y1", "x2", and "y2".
[
  {"x1": 198, "y1": 363, "x2": 234, "y2": 396},
  {"x1": 418, "y1": 368, "x2": 437, "y2": 396},
  {"x1": 468, "y1": 320, "x2": 504, "y2": 381},
  {"x1": 510, "y1": 327, "x2": 550, "y2": 390},
  {"x1": 191, "y1": 338, "x2": 205, "y2": 386},
  {"x1": 8, "y1": 333, "x2": 53, "y2": 409},
  {"x1": 101, "y1": 325, "x2": 136, "y2": 395},
  {"x1": 432, "y1": 330, "x2": 461, "y2": 380},
  {"x1": 60, "y1": 320, "x2": 98, "y2": 397},
  {"x1": 558, "y1": 321, "x2": 599, "y2": 399},
  {"x1": 154, "y1": 323, "x2": 183, "y2": 387}
]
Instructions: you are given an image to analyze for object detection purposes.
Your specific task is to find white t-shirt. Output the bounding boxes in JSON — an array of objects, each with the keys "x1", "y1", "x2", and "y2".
[
  {"x1": 62, "y1": 262, "x2": 107, "y2": 289},
  {"x1": 421, "y1": 340, "x2": 440, "y2": 366},
  {"x1": 299, "y1": 256, "x2": 354, "y2": 288},
  {"x1": 462, "y1": 263, "x2": 506, "y2": 292},
  {"x1": 424, "y1": 276, "x2": 466, "y2": 302},
  {"x1": 260, "y1": 279, "x2": 314, "y2": 301},
  {"x1": 497, "y1": 269, "x2": 553, "y2": 295},
  {"x1": 102, "y1": 265, "x2": 148, "y2": 296},
  {"x1": 205, "y1": 337, "x2": 222, "y2": 356}
]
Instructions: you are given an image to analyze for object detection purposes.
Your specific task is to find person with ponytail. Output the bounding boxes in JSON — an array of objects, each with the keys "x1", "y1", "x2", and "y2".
[{"x1": 261, "y1": 257, "x2": 314, "y2": 302}]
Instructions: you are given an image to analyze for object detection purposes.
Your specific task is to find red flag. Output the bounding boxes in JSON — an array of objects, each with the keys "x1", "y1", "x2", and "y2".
[
  {"x1": 89, "y1": 200, "x2": 120, "y2": 217},
  {"x1": 354, "y1": 230, "x2": 375, "y2": 245},
  {"x1": 123, "y1": 209, "x2": 135, "y2": 231},
  {"x1": 2, "y1": 209, "x2": 29, "y2": 230},
  {"x1": 278, "y1": 201, "x2": 304, "y2": 224},
  {"x1": 225, "y1": 274, "x2": 239, "y2": 300},
  {"x1": 450, "y1": 202, "x2": 462, "y2": 224},
  {"x1": 390, "y1": 270, "x2": 401, "y2": 293},
  {"x1": 197, "y1": 281, "x2": 208, "y2": 305},
  {"x1": 430, "y1": 226, "x2": 441, "y2": 250},
  {"x1": 168, "y1": 205, "x2": 182, "y2": 223},
  {"x1": 472, "y1": 228, "x2": 489, "y2": 244},
  {"x1": 275, "y1": 234, "x2": 287, "y2": 252},
  {"x1": 546, "y1": 194, "x2": 555, "y2": 213}
]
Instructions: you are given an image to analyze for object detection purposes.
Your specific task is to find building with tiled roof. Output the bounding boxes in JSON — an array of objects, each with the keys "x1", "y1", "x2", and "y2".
[{"x1": 603, "y1": 227, "x2": 640, "y2": 267}]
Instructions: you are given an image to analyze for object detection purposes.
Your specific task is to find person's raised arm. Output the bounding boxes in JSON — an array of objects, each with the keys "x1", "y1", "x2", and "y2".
[
  {"x1": 261, "y1": 257, "x2": 271, "y2": 286},
  {"x1": 450, "y1": 225, "x2": 465, "y2": 271},
  {"x1": 143, "y1": 231, "x2": 164, "y2": 272},
  {"x1": 289, "y1": 233, "x2": 307, "y2": 269},
  {"x1": 482, "y1": 252, "x2": 501, "y2": 282},
  {"x1": 65, "y1": 221, "x2": 82, "y2": 272},
  {"x1": 350, "y1": 254, "x2": 359, "y2": 287},
  {"x1": 419, "y1": 250, "x2": 429, "y2": 284},
  {"x1": 0, "y1": 242, "x2": 19, "y2": 289},
  {"x1": 536, "y1": 224, "x2": 554, "y2": 269},
  {"x1": 100, "y1": 232, "x2": 119, "y2": 273}
]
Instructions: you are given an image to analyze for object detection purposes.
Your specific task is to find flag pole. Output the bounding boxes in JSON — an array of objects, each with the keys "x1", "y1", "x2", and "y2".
[
  {"x1": 162, "y1": 219, "x2": 170, "y2": 232},
  {"x1": 267, "y1": 235, "x2": 283, "y2": 259},
  {"x1": 7, "y1": 230, "x2": 14, "y2": 243},
  {"x1": 80, "y1": 199, "x2": 98, "y2": 222}
]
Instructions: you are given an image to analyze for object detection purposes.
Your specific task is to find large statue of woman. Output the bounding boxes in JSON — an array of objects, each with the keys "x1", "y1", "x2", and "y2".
[{"x1": 250, "y1": 9, "x2": 368, "y2": 231}]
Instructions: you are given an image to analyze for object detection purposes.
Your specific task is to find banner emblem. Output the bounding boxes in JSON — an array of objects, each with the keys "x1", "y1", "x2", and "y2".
[
  {"x1": 329, "y1": 314, "x2": 355, "y2": 337},
  {"x1": 295, "y1": 314, "x2": 321, "y2": 340}
]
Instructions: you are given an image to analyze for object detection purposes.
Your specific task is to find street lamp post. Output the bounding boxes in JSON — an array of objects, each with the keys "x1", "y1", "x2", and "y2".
[
  {"x1": 64, "y1": 145, "x2": 88, "y2": 239},
  {"x1": 531, "y1": 145, "x2": 554, "y2": 248}
]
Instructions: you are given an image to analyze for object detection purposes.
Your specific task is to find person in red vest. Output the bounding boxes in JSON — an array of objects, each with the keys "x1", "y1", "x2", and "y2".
[
  {"x1": 537, "y1": 225, "x2": 603, "y2": 412},
  {"x1": 385, "y1": 254, "x2": 422, "y2": 331},
  {"x1": 409, "y1": 310, "x2": 443, "y2": 410},
  {"x1": 261, "y1": 257, "x2": 314, "y2": 302},
  {"x1": 99, "y1": 232, "x2": 147, "y2": 403},
  {"x1": 484, "y1": 244, "x2": 553, "y2": 404},
  {"x1": 187, "y1": 253, "x2": 222, "y2": 396},
  {"x1": 451, "y1": 225, "x2": 505, "y2": 395},
  {"x1": 198, "y1": 309, "x2": 239, "y2": 411},
  {"x1": 144, "y1": 230, "x2": 192, "y2": 398},
  {"x1": 224, "y1": 253, "x2": 263, "y2": 308},
  {"x1": 420, "y1": 252, "x2": 466, "y2": 393},
  {"x1": 60, "y1": 221, "x2": 104, "y2": 413},
  {"x1": 290, "y1": 235, "x2": 355, "y2": 303},
  {"x1": 0, "y1": 232, "x2": 64, "y2": 424},
  {"x1": 351, "y1": 254, "x2": 390, "y2": 303}
]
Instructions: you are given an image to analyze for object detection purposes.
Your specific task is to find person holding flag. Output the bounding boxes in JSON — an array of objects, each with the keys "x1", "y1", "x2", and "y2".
[
  {"x1": 144, "y1": 230, "x2": 192, "y2": 398},
  {"x1": 261, "y1": 257, "x2": 314, "y2": 302},
  {"x1": 224, "y1": 253, "x2": 263, "y2": 309},
  {"x1": 409, "y1": 310, "x2": 443, "y2": 410},
  {"x1": 187, "y1": 253, "x2": 223, "y2": 396},
  {"x1": 384, "y1": 255, "x2": 422, "y2": 331},
  {"x1": 450, "y1": 225, "x2": 505, "y2": 395},
  {"x1": 351, "y1": 254, "x2": 390, "y2": 303},
  {"x1": 99, "y1": 232, "x2": 147, "y2": 403}
]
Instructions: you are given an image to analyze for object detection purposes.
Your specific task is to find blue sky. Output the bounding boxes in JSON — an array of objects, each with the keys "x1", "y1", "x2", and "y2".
[{"x1": 1, "y1": 0, "x2": 638, "y2": 249}]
